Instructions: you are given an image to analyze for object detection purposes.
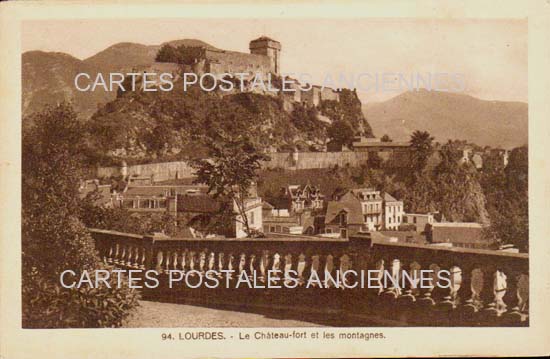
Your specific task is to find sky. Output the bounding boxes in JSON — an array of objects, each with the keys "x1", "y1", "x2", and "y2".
[{"x1": 22, "y1": 18, "x2": 527, "y2": 103}]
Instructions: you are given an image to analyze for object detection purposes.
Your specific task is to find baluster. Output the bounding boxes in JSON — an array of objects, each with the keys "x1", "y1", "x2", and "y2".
[
  {"x1": 297, "y1": 253, "x2": 306, "y2": 286},
  {"x1": 480, "y1": 268, "x2": 500, "y2": 322},
  {"x1": 218, "y1": 252, "x2": 225, "y2": 273},
  {"x1": 121, "y1": 245, "x2": 128, "y2": 266},
  {"x1": 372, "y1": 259, "x2": 385, "y2": 295},
  {"x1": 114, "y1": 243, "x2": 120, "y2": 264},
  {"x1": 380, "y1": 258, "x2": 400, "y2": 301},
  {"x1": 156, "y1": 250, "x2": 164, "y2": 272},
  {"x1": 238, "y1": 253, "x2": 246, "y2": 276},
  {"x1": 397, "y1": 261, "x2": 419, "y2": 306},
  {"x1": 189, "y1": 251, "x2": 196, "y2": 271},
  {"x1": 133, "y1": 246, "x2": 140, "y2": 267},
  {"x1": 172, "y1": 251, "x2": 178, "y2": 271},
  {"x1": 272, "y1": 252, "x2": 281, "y2": 279},
  {"x1": 209, "y1": 252, "x2": 216, "y2": 271},
  {"x1": 339, "y1": 254, "x2": 351, "y2": 288},
  {"x1": 309, "y1": 255, "x2": 320, "y2": 287},
  {"x1": 227, "y1": 253, "x2": 235, "y2": 279},
  {"x1": 259, "y1": 250, "x2": 268, "y2": 281},
  {"x1": 493, "y1": 269, "x2": 508, "y2": 314},
  {"x1": 126, "y1": 245, "x2": 134, "y2": 267},
  {"x1": 283, "y1": 253, "x2": 293, "y2": 286},
  {"x1": 324, "y1": 254, "x2": 335, "y2": 288},
  {"x1": 164, "y1": 250, "x2": 171, "y2": 272},
  {"x1": 417, "y1": 263, "x2": 437, "y2": 307},
  {"x1": 448, "y1": 266, "x2": 463, "y2": 306},
  {"x1": 181, "y1": 249, "x2": 188, "y2": 272},
  {"x1": 139, "y1": 246, "x2": 147, "y2": 269},
  {"x1": 199, "y1": 251, "x2": 206, "y2": 274},
  {"x1": 248, "y1": 253, "x2": 257, "y2": 278},
  {"x1": 107, "y1": 244, "x2": 114, "y2": 264},
  {"x1": 463, "y1": 268, "x2": 484, "y2": 314}
]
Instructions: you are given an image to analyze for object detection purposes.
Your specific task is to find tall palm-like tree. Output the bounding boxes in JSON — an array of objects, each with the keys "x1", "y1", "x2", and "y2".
[{"x1": 409, "y1": 130, "x2": 435, "y2": 172}]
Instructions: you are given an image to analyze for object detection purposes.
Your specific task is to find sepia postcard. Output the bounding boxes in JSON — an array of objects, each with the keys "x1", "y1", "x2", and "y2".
[{"x1": 1, "y1": 0, "x2": 550, "y2": 358}]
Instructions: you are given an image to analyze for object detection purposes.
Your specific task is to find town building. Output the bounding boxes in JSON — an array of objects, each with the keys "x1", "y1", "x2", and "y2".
[
  {"x1": 115, "y1": 184, "x2": 263, "y2": 238},
  {"x1": 402, "y1": 212, "x2": 435, "y2": 233},
  {"x1": 351, "y1": 137, "x2": 411, "y2": 167},
  {"x1": 428, "y1": 222, "x2": 490, "y2": 249},
  {"x1": 274, "y1": 184, "x2": 325, "y2": 214},
  {"x1": 383, "y1": 193, "x2": 404, "y2": 230},
  {"x1": 337, "y1": 188, "x2": 384, "y2": 231},
  {"x1": 324, "y1": 200, "x2": 364, "y2": 238}
]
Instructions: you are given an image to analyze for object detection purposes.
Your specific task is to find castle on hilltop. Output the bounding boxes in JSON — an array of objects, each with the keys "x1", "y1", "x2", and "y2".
[
  {"x1": 188, "y1": 36, "x2": 281, "y2": 77},
  {"x1": 155, "y1": 36, "x2": 341, "y2": 106}
]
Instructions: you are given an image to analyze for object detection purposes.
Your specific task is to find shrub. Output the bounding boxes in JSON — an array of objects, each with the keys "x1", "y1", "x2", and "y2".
[
  {"x1": 22, "y1": 103, "x2": 140, "y2": 328},
  {"x1": 22, "y1": 269, "x2": 140, "y2": 328}
]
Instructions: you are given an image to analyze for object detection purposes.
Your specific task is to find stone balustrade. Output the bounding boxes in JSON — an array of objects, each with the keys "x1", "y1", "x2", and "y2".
[{"x1": 90, "y1": 229, "x2": 529, "y2": 326}]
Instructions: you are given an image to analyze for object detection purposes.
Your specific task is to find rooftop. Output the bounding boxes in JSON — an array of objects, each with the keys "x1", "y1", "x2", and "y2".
[
  {"x1": 383, "y1": 193, "x2": 400, "y2": 202},
  {"x1": 124, "y1": 185, "x2": 208, "y2": 197},
  {"x1": 325, "y1": 200, "x2": 364, "y2": 225},
  {"x1": 432, "y1": 222, "x2": 484, "y2": 228}
]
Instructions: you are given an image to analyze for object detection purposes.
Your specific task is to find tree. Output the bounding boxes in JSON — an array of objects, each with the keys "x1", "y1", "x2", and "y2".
[
  {"x1": 327, "y1": 120, "x2": 355, "y2": 149},
  {"x1": 22, "y1": 103, "x2": 139, "y2": 328},
  {"x1": 409, "y1": 130, "x2": 435, "y2": 172},
  {"x1": 155, "y1": 44, "x2": 179, "y2": 63},
  {"x1": 190, "y1": 128, "x2": 269, "y2": 237},
  {"x1": 381, "y1": 134, "x2": 392, "y2": 142},
  {"x1": 481, "y1": 146, "x2": 528, "y2": 251}
]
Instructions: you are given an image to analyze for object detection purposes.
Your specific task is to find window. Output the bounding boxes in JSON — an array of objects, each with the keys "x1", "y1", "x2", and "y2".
[
  {"x1": 389, "y1": 217, "x2": 392, "y2": 223},
  {"x1": 340, "y1": 212, "x2": 347, "y2": 226},
  {"x1": 413, "y1": 217, "x2": 417, "y2": 224},
  {"x1": 326, "y1": 228, "x2": 333, "y2": 234},
  {"x1": 250, "y1": 211, "x2": 255, "y2": 225}
]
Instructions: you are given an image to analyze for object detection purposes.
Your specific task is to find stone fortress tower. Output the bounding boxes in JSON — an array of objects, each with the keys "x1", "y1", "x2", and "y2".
[{"x1": 249, "y1": 36, "x2": 281, "y2": 75}]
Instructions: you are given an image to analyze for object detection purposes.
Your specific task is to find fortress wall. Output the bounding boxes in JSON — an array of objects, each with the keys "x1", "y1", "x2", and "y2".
[
  {"x1": 96, "y1": 152, "x2": 369, "y2": 180},
  {"x1": 205, "y1": 49, "x2": 272, "y2": 75},
  {"x1": 262, "y1": 151, "x2": 369, "y2": 170},
  {"x1": 97, "y1": 161, "x2": 196, "y2": 181}
]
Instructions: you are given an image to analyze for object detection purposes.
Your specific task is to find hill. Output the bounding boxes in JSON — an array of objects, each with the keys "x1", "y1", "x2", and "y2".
[
  {"x1": 22, "y1": 51, "x2": 114, "y2": 120},
  {"x1": 363, "y1": 90, "x2": 528, "y2": 149},
  {"x1": 83, "y1": 39, "x2": 217, "y2": 74},
  {"x1": 22, "y1": 39, "x2": 219, "y2": 118}
]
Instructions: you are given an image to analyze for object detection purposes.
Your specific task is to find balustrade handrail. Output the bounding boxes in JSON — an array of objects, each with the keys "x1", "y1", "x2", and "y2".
[{"x1": 89, "y1": 227, "x2": 530, "y2": 326}]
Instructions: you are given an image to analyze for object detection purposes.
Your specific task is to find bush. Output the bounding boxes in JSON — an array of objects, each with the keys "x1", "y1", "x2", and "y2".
[
  {"x1": 22, "y1": 270, "x2": 140, "y2": 328},
  {"x1": 22, "y1": 103, "x2": 140, "y2": 328}
]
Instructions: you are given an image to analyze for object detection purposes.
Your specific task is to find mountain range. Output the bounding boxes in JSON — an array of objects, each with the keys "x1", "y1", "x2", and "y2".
[
  {"x1": 22, "y1": 39, "x2": 216, "y2": 119},
  {"x1": 22, "y1": 40, "x2": 527, "y2": 149},
  {"x1": 363, "y1": 90, "x2": 527, "y2": 149}
]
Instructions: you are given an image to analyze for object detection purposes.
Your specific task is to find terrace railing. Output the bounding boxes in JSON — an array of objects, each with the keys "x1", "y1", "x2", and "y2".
[{"x1": 90, "y1": 228, "x2": 529, "y2": 326}]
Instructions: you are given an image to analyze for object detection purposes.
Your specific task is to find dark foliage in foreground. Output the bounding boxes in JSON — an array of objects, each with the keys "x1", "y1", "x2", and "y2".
[{"x1": 22, "y1": 103, "x2": 139, "y2": 328}]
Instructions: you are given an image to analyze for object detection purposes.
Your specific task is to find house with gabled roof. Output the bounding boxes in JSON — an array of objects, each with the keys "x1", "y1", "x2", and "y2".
[
  {"x1": 324, "y1": 200, "x2": 365, "y2": 238},
  {"x1": 277, "y1": 184, "x2": 325, "y2": 213}
]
